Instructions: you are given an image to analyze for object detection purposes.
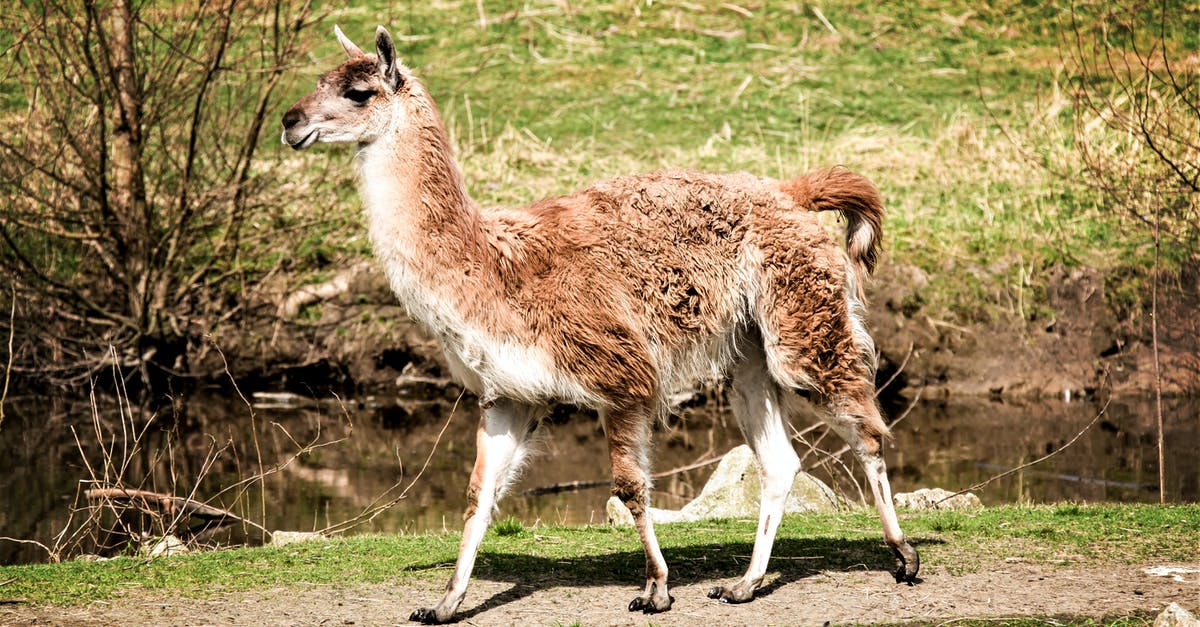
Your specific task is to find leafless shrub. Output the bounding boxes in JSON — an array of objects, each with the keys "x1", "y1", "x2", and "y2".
[
  {"x1": 0, "y1": 352, "x2": 476, "y2": 563},
  {"x1": 1059, "y1": 1, "x2": 1198, "y2": 502},
  {"x1": 1063, "y1": 1, "x2": 1199, "y2": 253},
  {"x1": 0, "y1": 0, "x2": 320, "y2": 389}
]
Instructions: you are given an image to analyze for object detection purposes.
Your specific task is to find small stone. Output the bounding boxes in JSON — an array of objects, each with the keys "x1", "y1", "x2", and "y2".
[
  {"x1": 894, "y1": 487, "x2": 982, "y2": 511},
  {"x1": 269, "y1": 531, "x2": 326, "y2": 546},
  {"x1": 140, "y1": 535, "x2": 188, "y2": 557}
]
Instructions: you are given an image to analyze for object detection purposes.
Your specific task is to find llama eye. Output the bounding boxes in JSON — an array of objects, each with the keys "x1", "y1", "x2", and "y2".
[{"x1": 345, "y1": 88, "x2": 374, "y2": 104}]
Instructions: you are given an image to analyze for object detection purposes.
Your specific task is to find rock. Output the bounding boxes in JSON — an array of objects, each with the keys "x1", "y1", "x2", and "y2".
[
  {"x1": 894, "y1": 487, "x2": 982, "y2": 511},
  {"x1": 1155, "y1": 603, "x2": 1199, "y2": 627},
  {"x1": 140, "y1": 534, "x2": 188, "y2": 557},
  {"x1": 269, "y1": 531, "x2": 326, "y2": 546},
  {"x1": 608, "y1": 445, "x2": 842, "y2": 526}
]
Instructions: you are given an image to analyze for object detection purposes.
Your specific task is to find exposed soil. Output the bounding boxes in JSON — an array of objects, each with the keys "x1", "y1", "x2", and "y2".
[
  {"x1": 867, "y1": 262, "x2": 1200, "y2": 399},
  {"x1": 4, "y1": 560, "x2": 1197, "y2": 626}
]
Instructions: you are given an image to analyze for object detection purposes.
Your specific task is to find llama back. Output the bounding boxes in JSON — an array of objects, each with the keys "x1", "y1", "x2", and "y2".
[{"x1": 544, "y1": 169, "x2": 843, "y2": 401}]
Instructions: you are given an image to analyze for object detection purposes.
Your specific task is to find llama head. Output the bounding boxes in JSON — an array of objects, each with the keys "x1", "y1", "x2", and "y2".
[{"x1": 282, "y1": 25, "x2": 416, "y2": 149}]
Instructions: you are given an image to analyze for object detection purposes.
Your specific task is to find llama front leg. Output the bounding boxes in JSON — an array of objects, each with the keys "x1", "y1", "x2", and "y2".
[
  {"x1": 409, "y1": 399, "x2": 542, "y2": 624},
  {"x1": 606, "y1": 407, "x2": 673, "y2": 614}
]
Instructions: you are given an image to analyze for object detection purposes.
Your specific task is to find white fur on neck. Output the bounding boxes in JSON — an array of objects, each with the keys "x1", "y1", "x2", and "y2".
[{"x1": 357, "y1": 134, "x2": 596, "y2": 407}]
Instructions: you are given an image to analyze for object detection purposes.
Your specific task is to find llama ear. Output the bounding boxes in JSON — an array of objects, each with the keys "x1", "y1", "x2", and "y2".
[
  {"x1": 334, "y1": 25, "x2": 364, "y2": 58},
  {"x1": 375, "y1": 25, "x2": 403, "y2": 90}
]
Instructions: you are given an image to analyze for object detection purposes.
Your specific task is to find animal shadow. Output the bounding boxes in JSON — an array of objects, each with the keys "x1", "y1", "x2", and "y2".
[{"x1": 410, "y1": 534, "x2": 939, "y2": 621}]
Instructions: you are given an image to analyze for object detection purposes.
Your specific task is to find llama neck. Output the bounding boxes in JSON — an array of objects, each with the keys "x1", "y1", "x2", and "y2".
[{"x1": 359, "y1": 104, "x2": 490, "y2": 329}]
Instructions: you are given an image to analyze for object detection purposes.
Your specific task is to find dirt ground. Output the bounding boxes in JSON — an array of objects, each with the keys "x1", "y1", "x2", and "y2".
[{"x1": 4, "y1": 560, "x2": 1197, "y2": 626}]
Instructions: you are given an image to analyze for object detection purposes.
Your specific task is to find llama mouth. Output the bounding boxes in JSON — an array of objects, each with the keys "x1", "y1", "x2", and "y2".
[{"x1": 286, "y1": 129, "x2": 319, "y2": 150}]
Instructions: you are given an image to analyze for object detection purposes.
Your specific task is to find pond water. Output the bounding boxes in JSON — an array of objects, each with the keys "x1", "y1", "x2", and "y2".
[{"x1": 1, "y1": 389, "x2": 1196, "y2": 565}]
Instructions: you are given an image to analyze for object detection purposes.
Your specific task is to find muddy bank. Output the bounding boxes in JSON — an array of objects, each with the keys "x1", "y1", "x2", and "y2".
[
  {"x1": 869, "y1": 262, "x2": 1198, "y2": 398},
  {"x1": 202, "y1": 259, "x2": 1197, "y2": 400}
]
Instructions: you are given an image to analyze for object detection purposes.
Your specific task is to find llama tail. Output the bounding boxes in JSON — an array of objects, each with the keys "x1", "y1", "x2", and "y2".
[{"x1": 778, "y1": 167, "x2": 884, "y2": 282}]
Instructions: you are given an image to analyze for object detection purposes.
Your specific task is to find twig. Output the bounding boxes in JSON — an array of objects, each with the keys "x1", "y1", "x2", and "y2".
[
  {"x1": 875, "y1": 342, "x2": 914, "y2": 397},
  {"x1": 795, "y1": 389, "x2": 921, "y2": 505},
  {"x1": 522, "y1": 479, "x2": 611, "y2": 496},
  {"x1": 1152, "y1": 199, "x2": 1164, "y2": 504},
  {"x1": 0, "y1": 576, "x2": 16, "y2": 587},
  {"x1": 0, "y1": 284, "x2": 13, "y2": 429},
  {"x1": 804, "y1": 388, "x2": 923, "y2": 470},
  {"x1": 652, "y1": 453, "x2": 725, "y2": 479},
  {"x1": 83, "y1": 488, "x2": 265, "y2": 537},
  {"x1": 0, "y1": 537, "x2": 53, "y2": 557},
  {"x1": 215, "y1": 340, "x2": 268, "y2": 533},
  {"x1": 320, "y1": 390, "x2": 466, "y2": 535},
  {"x1": 935, "y1": 378, "x2": 1111, "y2": 505},
  {"x1": 811, "y1": 6, "x2": 838, "y2": 35}
]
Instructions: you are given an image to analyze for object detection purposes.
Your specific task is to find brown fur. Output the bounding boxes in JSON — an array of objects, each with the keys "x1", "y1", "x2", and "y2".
[
  {"x1": 286, "y1": 56, "x2": 883, "y2": 407},
  {"x1": 282, "y1": 26, "x2": 918, "y2": 623},
  {"x1": 779, "y1": 166, "x2": 884, "y2": 284}
]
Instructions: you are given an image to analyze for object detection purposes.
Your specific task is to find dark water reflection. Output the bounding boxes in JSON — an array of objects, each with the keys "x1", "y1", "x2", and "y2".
[{"x1": 1, "y1": 391, "x2": 1196, "y2": 565}]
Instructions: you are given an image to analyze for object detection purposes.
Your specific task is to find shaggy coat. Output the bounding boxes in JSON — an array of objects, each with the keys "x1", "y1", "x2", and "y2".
[{"x1": 282, "y1": 25, "x2": 918, "y2": 625}]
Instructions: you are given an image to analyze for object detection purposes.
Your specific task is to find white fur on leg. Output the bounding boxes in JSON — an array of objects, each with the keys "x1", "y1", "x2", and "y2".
[
  {"x1": 423, "y1": 400, "x2": 542, "y2": 622},
  {"x1": 861, "y1": 454, "x2": 905, "y2": 546},
  {"x1": 636, "y1": 499, "x2": 670, "y2": 598},
  {"x1": 824, "y1": 413, "x2": 919, "y2": 584},
  {"x1": 716, "y1": 346, "x2": 800, "y2": 601}
]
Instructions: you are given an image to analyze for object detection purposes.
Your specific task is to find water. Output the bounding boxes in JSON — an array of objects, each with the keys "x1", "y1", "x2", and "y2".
[{"x1": 1, "y1": 390, "x2": 1196, "y2": 565}]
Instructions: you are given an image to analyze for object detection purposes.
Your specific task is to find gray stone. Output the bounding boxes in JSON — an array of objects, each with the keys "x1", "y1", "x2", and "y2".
[
  {"x1": 139, "y1": 534, "x2": 188, "y2": 557},
  {"x1": 269, "y1": 530, "x2": 327, "y2": 546},
  {"x1": 608, "y1": 445, "x2": 842, "y2": 526},
  {"x1": 894, "y1": 487, "x2": 982, "y2": 511},
  {"x1": 1155, "y1": 603, "x2": 1200, "y2": 627}
]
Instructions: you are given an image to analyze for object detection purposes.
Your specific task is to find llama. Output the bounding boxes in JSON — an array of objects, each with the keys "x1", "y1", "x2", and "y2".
[{"x1": 282, "y1": 25, "x2": 919, "y2": 624}]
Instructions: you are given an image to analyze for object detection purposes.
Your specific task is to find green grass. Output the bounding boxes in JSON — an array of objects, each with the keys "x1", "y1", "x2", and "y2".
[
  {"x1": 266, "y1": 0, "x2": 1197, "y2": 324},
  {"x1": 3, "y1": 503, "x2": 1197, "y2": 605}
]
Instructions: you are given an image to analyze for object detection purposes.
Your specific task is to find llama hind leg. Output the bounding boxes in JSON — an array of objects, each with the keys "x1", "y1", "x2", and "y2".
[
  {"x1": 707, "y1": 347, "x2": 799, "y2": 603},
  {"x1": 410, "y1": 399, "x2": 543, "y2": 624},
  {"x1": 606, "y1": 405, "x2": 673, "y2": 614},
  {"x1": 825, "y1": 396, "x2": 920, "y2": 584}
]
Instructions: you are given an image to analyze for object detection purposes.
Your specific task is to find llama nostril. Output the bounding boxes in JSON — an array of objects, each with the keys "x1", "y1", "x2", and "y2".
[{"x1": 282, "y1": 107, "x2": 305, "y2": 130}]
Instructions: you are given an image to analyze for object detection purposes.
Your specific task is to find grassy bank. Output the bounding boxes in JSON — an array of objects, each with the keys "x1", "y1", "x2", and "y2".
[{"x1": 3, "y1": 503, "x2": 1197, "y2": 605}]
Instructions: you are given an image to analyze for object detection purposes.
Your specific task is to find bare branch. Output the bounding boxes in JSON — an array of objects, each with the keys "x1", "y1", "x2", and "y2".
[{"x1": 0, "y1": 284, "x2": 13, "y2": 429}]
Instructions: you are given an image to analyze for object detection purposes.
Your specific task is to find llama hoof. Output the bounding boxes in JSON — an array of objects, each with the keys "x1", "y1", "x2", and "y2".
[
  {"x1": 409, "y1": 607, "x2": 447, "y2": 624},
  {"x1": 892, "y1": 541, "x2": 921, "y2": 585},
  {"x1": 707, "y1": 585, "x2": 753, "y2": 604},
  {"x1": 893, "y1": 565, "x2": 920, "y2": 586},
  {"x1": 627, "y1": 593, "x2": 673, "y2": 614}
]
